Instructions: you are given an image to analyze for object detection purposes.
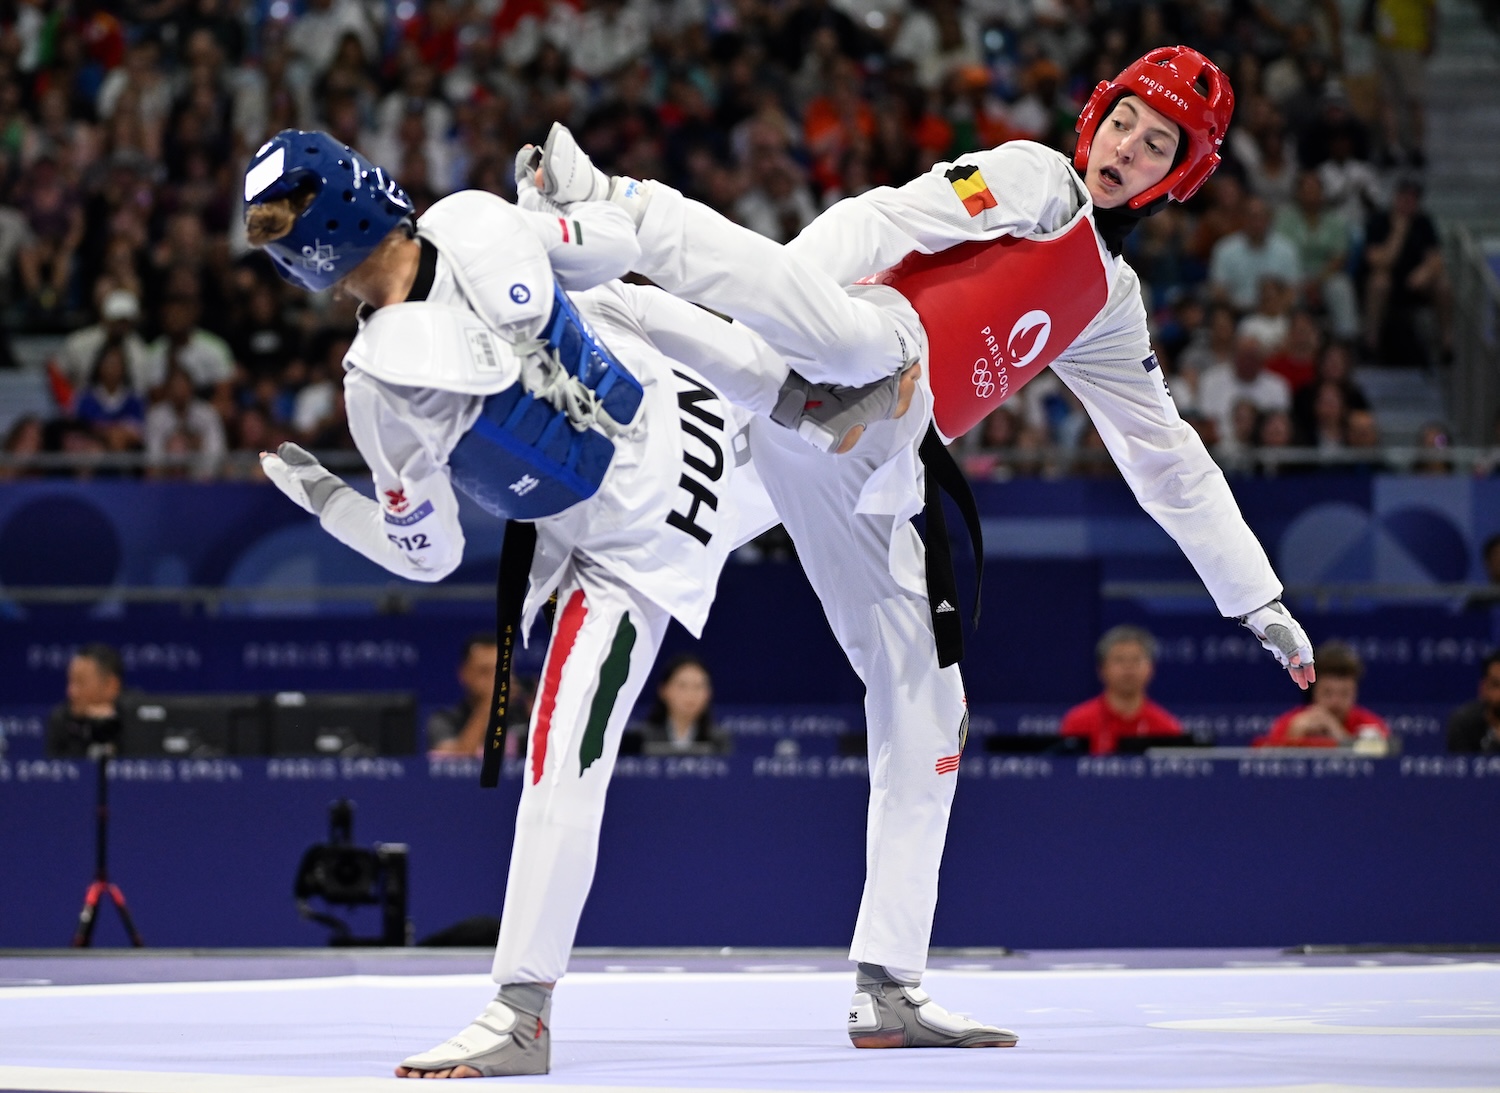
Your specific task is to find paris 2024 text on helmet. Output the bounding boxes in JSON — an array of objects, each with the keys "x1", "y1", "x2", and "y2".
[
  {"x1": 243, "y1": 129, "x2": 414, "y2": 292},
  {"x1": 1073, "y1": 45, "x2": 1235, "y2": 210}
]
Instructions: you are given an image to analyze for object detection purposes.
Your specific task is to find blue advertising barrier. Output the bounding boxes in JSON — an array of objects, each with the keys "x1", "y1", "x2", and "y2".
[
  {"x1": 2, "y1": 474, "x2": 1498, "y2": 603},
  {"x1": 1, "y1": 750, "x2": 1495, "y2": 950}
]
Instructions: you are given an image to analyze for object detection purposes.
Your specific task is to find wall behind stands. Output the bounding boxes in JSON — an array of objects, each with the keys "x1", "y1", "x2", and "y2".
[
  {"x1": 1, "y1": 474, "x2": 1497, "y2": 598},
  {"x1": 1, "y1": 475, "x2": 1496, "y2": 759}
]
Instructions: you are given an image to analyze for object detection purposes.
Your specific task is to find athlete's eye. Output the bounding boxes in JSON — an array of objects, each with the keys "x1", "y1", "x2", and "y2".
[{"x1": 1146, "y1": 141, "x2": 1161, "y2": 155}]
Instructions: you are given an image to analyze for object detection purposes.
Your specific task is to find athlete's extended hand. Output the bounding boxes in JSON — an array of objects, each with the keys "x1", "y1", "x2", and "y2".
[
  {"x1": 514, "y1": 144, "x2": 542, "y2": 195},
  {"x1": 1239, "y1": 600, "x2": 1316, "y2": 690},
  {"x1": 260, "y1": 442, "x2": 348, "y2": 516}
]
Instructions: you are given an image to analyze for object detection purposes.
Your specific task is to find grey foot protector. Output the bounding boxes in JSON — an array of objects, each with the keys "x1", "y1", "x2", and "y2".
[
  {"x1": 399, "y1": 982, "x2": 553, "y2": 1076},
  {"x1": 770, "y1": 370, "x2": 906, "y2": 454},
  {"x1": 848, "y1": 963, "x2": 1019, "y2": 1048}
]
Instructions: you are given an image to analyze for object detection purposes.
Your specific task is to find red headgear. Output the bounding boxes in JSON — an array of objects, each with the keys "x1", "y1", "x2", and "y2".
[{"x1": 1073, "y1": 46, "x2": 1234, "y2": 209}]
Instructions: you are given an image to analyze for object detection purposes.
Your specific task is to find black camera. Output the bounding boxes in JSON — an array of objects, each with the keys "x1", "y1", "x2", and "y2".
[{"x1": 293, "y1": 799, "x2": 410, "y2": 946}]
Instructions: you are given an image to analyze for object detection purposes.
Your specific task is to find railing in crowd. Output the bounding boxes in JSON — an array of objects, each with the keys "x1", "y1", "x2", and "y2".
[
  {"x1": 1, "y1": 446, "x2": 1498, "y2": 477},
  {"x1": 1448, "y1": 225, "x2": 1500, "y2": 446},
  {"x1": 2, "y1": 583, "x2": 1496, "y2": 614}
]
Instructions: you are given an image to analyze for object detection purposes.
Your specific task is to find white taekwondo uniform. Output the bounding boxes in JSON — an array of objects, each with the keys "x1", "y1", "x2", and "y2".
[
  {"x1": 305, "y1": 188, "x2": 814, "y2": 985},
  {"x1": 608, "y1": 138, "x2": 1286, "y2": 976}
]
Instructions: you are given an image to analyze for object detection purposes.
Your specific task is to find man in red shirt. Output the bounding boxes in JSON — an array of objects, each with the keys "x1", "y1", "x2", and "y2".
[
  {"x1": 1061, "y1": 626, "x2": 1183, "y2": 755},
  {"x1": 1257, "y1": 641, "x2": 1389, "y2": 747}
]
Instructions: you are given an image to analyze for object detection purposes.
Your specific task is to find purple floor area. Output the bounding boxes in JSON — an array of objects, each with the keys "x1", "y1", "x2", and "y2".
[
  {"x1": 1, "y1": 949, "x2": 1497, "y2": 1092},
  {"x1": 1, "y1": 945, "x2": 1492, "y2": 986}
]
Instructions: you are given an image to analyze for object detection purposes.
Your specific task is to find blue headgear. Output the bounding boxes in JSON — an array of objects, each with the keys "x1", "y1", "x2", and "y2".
[{"x1": 243, "y1": 129, "x2": 413, "y2": 292}]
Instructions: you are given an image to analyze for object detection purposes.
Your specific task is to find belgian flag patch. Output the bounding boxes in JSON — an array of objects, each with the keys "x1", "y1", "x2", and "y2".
[{"x1": 945, "y1": 164, "x2": 997, "y2": 217}]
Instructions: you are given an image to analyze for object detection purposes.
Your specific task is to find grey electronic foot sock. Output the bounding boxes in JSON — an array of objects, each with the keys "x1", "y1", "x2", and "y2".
[
  {"x1": 848, "y1": 963, "x2": 1018, "y2": 1048},
  {"x1": 398, "y1": 982, "x2": 553, "y2": 1076}
]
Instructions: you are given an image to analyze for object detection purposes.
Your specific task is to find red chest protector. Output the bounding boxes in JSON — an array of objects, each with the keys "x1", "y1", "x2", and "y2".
[{"x1": 868, "y1": 215, "x2": 1110, "y2": 439}]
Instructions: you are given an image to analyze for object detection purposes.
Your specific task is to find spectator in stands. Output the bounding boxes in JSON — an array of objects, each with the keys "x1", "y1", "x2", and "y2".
[
  {"x1": 144, "y1": 364, "x2": 226, "y2": 479},
  {"x1": 962, "y1": 405, "x2": 1046, "y2": 480},
  {"x1": 1482, "y1": 534, "x2": 1500, "y2": 586},
  {"x1": 1291, "y1": 340, "x2": 1370, "y2": 439},
  {"x1": 0, "y1": 415, "x2": 45, "y2": 480},
  {"x1": 1186, "y1": 172, "x2": 1247, "y2": 267},
  {"x1": 1266, "y1": 309, "x2": 1325, "y2": 392},
  {"x1": 1208, "y1": 196, "x2": 1301, "y2": 312},
  {"x1": 1411, "y1": 421, "x2": 1455, "y2": 475},
  {"x1": 1374, "y1": 0, "x2": 1437, "y2": 166},
  {"x1": 292, "y1": 334, "x2": 354, "y2": 446},
  {"x1": 1060, "y1": 626, "x2": 1182, "y2": 756},
  {"x1": 144, "y1": 293, "x2": 235, "y2": 392},
  {"x1": 427, "y1": 634, "x2": 535, "y2": 759},
  {"x1": 636, "y1": 654, "x2": 731, "y2": 756},
  {"x1": 1198, "y1": 333, "x2": 1293, "y2": 446},
  {"x1": 1362, "y1": 177, "x2": 1452, "y2": 366},
  {"x1": 1229, "y1": 95, "x2": 1296, "y2": 207},
  {"x1": 1179, "y1": 301, "x2": 1238, "y2": 380},
  {"x1": 1343, "y1": 408, "x2": 1389, "y2": 472},
  {"x1": 1447, "y1": 651, "x2": 1500, "y2": 754},
  {"x1": 1253, "y1": 409, "x2": 1300, "y2": 475},
  {"x1": 15, "y1": 155, "x2": 85, "y2": 318},
  {"x1": 1237, "y1": 276, "x2": 1294, "y2": 355},
  {"x1": 1275, "y1": 171, "x2": 1360, "y2": 341},
  {"x1": 1294, "y1": 378, "x2": 1349, "y2": 452},
  {"x1": 46, "y1": 643, "x2": 126, "y2": 758},
  {"x1": 1256, "y1": 641, "x2": 1389, "y2": 748},
  {"x1": 228, "y1": 279, "x2": 302, "y2": 380},
  {"x1": 56, "y1": 289, "x2": 151, "y2": 394},
  {"x1": 736, "y1": 153, "x2": 820, "y2": 243},
  {"x1": 74, "y1": 342, "x2": 145, "y2": 453}
]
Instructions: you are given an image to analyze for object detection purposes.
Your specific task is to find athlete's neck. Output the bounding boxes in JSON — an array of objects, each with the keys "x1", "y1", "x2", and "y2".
[
  {"x1": 1104, "y1": 691, "x2": 1146, "y2": 718},
  {"x1": 344, "y1": 234, "x2": 422, "y2": 310}
]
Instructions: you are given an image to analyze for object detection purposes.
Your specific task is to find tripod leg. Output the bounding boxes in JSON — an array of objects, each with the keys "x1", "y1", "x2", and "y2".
[
  {"x1": 105, "y1": 883, "x2": 145, "y2": 948},
  {"x1": 72, "y1": 881, "x2": 105, "y2": 947}
]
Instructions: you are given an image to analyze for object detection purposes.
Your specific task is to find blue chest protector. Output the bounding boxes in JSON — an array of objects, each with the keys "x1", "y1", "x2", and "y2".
[{"x1": 448, "y1": 285, "x2": 643, "y2": 521}]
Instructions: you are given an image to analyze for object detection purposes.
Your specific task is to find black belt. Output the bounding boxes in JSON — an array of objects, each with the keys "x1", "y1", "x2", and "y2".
[
  {"x1": 918, "y1": 425, "x2": 984, "y2": 668},
  {"x1": 480, "y1": 520, "x2": 537, "y2": 788}
]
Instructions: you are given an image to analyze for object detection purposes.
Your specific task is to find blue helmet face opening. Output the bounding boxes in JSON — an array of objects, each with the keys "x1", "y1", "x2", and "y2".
[{"x1": 243, "y1": 130, "x2": 414, "y2": 292}]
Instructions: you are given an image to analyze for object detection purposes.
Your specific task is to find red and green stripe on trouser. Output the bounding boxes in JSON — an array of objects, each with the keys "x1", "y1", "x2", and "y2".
[{"x1": 490, "y1": 564, "x2": 672, "y2": 986}]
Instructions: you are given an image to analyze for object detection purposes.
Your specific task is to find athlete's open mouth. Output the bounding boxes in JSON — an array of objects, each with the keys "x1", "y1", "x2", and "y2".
[{"x1": 1100, "y1": 167, "x2": 1123, "y2": 186}]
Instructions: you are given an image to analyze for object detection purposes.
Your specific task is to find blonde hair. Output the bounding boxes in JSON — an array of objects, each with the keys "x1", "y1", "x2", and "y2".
[{"x1": 245, "y1": 183, "x2": 316, "y2": 247}]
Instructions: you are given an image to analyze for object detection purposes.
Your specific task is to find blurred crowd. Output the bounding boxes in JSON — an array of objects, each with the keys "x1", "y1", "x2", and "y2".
[{"x1": 0, "y1": 0, "x2": 1462, "y2": 482}]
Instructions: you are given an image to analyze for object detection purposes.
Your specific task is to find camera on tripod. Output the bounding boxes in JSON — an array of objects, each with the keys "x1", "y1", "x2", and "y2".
[{"x1": 293, "y1": 799, "x2": 410, "y2": 946}]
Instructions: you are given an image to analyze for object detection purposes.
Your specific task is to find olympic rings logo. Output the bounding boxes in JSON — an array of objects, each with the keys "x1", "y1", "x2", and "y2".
[{"x1": 972, "y1": 359, "x2": 996, "y2": 399}]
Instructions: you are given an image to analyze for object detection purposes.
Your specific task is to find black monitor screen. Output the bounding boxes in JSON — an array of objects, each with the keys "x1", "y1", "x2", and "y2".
[
  {"x1": 121, "y1": 695, "x2": 267, "y2": 757},
  {"x1": 268, "y1": 692, "x2": 417, "y2": 757}
]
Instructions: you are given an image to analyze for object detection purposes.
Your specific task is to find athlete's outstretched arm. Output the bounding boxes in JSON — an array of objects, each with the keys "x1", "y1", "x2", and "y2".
[
  {"x1": 786, "y1": 141, "x2": 1084, "y2": 286},
  {"x1": 1051, "y1": 343, "x2": 1313, "y2": 687},
  {"x1": 262, "y1": 373, "x2": 469, "y2": 583}
]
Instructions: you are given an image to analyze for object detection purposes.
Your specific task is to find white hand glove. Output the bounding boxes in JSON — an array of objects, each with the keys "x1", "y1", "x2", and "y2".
[
  {"x1": 1239, "y1": 600, "x2": 1316, "y2": 690},
  {"x1": 536, "y1": 121, "x2": 610, "y2": 204},
  {"x1": 260, "y1": 442, "x2": 349, "y2": 516}
]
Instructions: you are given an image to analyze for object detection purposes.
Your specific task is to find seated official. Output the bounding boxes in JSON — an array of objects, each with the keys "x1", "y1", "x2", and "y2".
[
  {"x1": 1256, "y1": 641, "x2": 1389, "y2": 749},
  {"x1": 427, "y1": 634, "x2": 533, "y2": 758},
  {"x1": 1447, "y1": 651, "x2": 1500, "y2": 754},
  {"x1": 634, "y1": 654, "x2": 731, "y2": 757},
  {"x1": 46, "y1": 644, "x2": 127, "y2": 757},
  {"x1": 1061, "y1": 626, "x2": 1182, "y2": 756}
]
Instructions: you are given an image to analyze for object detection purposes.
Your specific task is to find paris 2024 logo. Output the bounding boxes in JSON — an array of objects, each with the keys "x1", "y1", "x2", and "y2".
[{"x1": 972, "y1": 310, "x2": 1051, "y2": 402}]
